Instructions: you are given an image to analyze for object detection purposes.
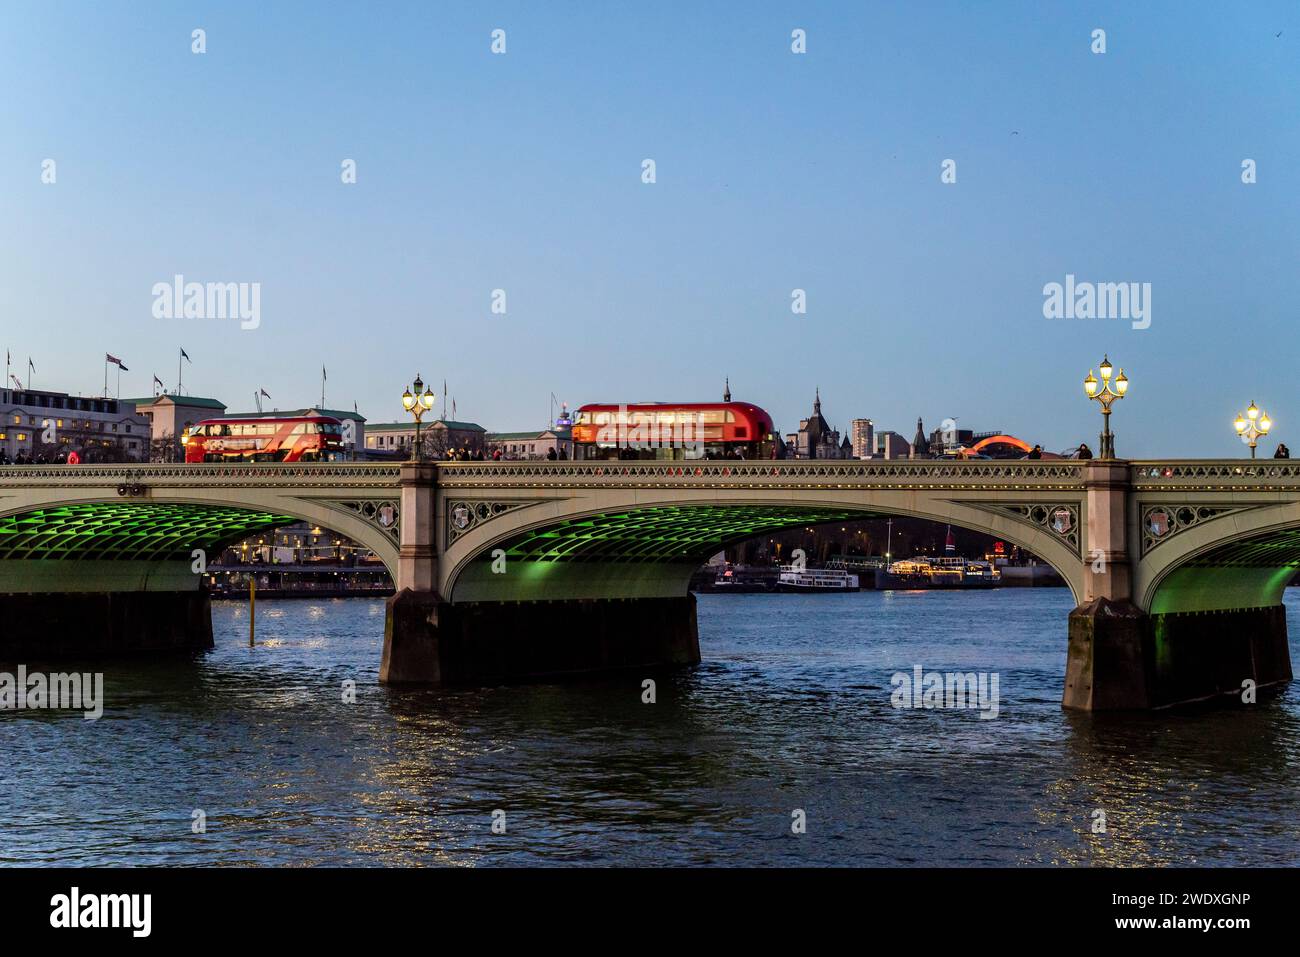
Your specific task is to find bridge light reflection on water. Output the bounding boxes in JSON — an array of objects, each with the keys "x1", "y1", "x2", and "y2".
[{"x1": 2, "y1": 590, "x2": 1296, "y2": 866}]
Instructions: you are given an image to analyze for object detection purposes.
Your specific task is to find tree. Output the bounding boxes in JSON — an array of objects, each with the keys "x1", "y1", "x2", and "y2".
[{"x1": 150, "y1": 430, "x2": 178, "y2": 463}]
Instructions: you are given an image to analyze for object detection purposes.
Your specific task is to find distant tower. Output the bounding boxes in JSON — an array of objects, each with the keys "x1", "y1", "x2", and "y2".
[
  {"x1": 911, "y1": 417, "x2": 930, "y2": 458},
  {"x1": 851, "y1": 418, "x2": 874, "y2": 459},
  {"x1": 723, "y1": 377, "x2": 731, "y2": 402}
]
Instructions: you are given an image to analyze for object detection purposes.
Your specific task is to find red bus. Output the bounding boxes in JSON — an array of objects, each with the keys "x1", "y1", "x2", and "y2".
[
  {"x1": 571, "y1": 402, "x2": 777, "y2": 460},
  {"x1": 184, "y1": 415, "x2": 346, "y2": 463}
]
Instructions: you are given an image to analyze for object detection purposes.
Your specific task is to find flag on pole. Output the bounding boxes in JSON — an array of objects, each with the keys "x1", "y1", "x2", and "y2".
[
  {"x1": 10, "y1": 375, "x2": 22, "y2": 389},
  {"x1": 180, "y1": 348, "x2": 191, "y2": 363},
  {"x1": 260, "y1": 388, "x2": 271, "y2": 399},
  {"x1": 27, "y1": 358, "x2": 34, "y2": 374},
  {"x1": 322, "y1": 365, "x2": 327, "y2": 381},
  {"x1": 452, "y1": 398, "x2": 457, "y2": 419},
  {"x1": 153, "y1": 375, "x2": 165, "y2": 390},
  {"x1": 106, "y1": 353, "x2": 122, "y2": 366}
]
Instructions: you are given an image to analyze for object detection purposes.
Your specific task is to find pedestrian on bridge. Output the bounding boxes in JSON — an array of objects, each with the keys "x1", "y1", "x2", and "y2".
[
  {"x1": 1075, "y1": 443, "x2": 1093, "y2": 460},
  {"x1": 1274, "y1": 443, "x2": 1290, "y2": 459}
]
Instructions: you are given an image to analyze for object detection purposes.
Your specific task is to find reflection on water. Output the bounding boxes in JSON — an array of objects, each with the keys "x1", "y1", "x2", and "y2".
[{"x1": 1, "y1": 589, "x2": 1297, "y2": 866}]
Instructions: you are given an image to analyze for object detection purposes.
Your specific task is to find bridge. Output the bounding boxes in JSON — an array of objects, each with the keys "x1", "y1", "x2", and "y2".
[{"x1": 0, "y1": 458, "x2": 1296, "y2": 710}]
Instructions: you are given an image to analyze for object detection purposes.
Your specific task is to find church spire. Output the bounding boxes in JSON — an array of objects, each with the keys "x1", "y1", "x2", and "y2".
[
  {"x1": 814, "y1": 387, "x2": 821, "y2": 414},
  {"x1": 912, "y1": 416, "x2": 930, "y2": 456},
  {"x1": 723, "y1": 377, "x2": 731, "y2": 402}
]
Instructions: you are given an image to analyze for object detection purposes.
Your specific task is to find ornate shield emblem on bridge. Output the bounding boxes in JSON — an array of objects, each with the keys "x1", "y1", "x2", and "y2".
[
  {"x1": 1050, "y1": 507, "x2": 1073, "y2": 535},
  {"x1": 1146, "y1": 509, "x2": 1170, "y2": 538},
  {"x1": 451, "y1": 503, "x2": 472, "y2": 530},
  {"x1": 376, "y1": 503, "x2": 398, "y2": 529}
]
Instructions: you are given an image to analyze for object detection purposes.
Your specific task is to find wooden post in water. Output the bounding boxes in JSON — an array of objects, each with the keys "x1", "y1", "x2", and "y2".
[{"x1": 249, "y1": 576, "x2": 256, "y2": 646}]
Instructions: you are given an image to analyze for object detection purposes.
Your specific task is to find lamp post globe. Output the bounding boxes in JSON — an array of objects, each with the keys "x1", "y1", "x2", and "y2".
[
  {"x1": 1083, "y1": 356, "x2": 1127, "y2": 460},
  {"x1": 1235, "y1": 401, "x2": 1273, "y2": 459},
  {"x1": 403, "y1": 373, "x2": 433, "y2": 462}
]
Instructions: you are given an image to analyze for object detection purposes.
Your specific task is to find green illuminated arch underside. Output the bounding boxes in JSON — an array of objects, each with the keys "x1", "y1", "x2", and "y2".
[
  {"x1": 492, "y1": 505, "x2": 874, "y2": 564},
  {"x1": 1152, "y1": 527, "x2": 1300, "y2": 614},
  {"x1": 0, "y1": 503, "x2": 297, "y2": 562}
]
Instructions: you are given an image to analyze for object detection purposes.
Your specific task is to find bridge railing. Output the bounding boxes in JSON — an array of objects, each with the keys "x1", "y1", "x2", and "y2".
[
  {"x1": 434, "y1": 460, "x2": 1086, "y2": 489},
  {"x1": 0, "y1": 463, "x2": 403, "y2": 487},
  {"x1": 1130, "y1": 460, "x2": 1300, "y2": 489}
]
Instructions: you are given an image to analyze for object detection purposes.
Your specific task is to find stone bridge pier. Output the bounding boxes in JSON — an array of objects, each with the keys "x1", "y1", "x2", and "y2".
[
  {"x1": 1065, "y1": 461, "x2": 1292, "y2": 710},
  {"x1": 379, "y1": 463, "x2": 699, "y2": 686}
]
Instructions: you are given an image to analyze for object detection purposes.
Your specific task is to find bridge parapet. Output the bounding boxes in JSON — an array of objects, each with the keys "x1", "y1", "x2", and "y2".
[
  {"x1": 0, "y1": 463, "x2": 403, "y2": 488},
  {"x1": 1131, "y1": 460, "x2": 1300, "y2": 489},
  {"x1": 435, "y1": 460, "x2": 1086, "y2": 490}
]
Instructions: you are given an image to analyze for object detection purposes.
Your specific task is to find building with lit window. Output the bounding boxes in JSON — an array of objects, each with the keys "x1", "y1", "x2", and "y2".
[
  {"x1": 0, "y1": 387, "x2": 150, "y2": 462},
  {"x1": 850, "y1": 418, "x2": 875, "y2": 459}
]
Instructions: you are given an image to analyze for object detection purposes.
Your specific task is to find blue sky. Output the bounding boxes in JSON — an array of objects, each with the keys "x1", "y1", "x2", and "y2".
[{"x1": 3, "y1": 1, "x2": 1298, "y2": 455}]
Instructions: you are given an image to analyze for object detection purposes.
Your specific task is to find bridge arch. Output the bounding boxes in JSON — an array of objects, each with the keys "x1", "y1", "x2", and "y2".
[
  {"x1": 1135, "y1": 500, "x2": 1300, "y2": 615},
  {"x1": 0, "y1": 489, "x2": 399, "y2": 592},
  {"x1": 438, "y1": 488, "x2": 1086, "y2": 604}
]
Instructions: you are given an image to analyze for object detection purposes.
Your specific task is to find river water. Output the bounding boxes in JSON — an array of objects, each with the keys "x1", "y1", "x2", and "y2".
[{"x1": 2, "y1": 589, "x2": 1297, "y2": 866}]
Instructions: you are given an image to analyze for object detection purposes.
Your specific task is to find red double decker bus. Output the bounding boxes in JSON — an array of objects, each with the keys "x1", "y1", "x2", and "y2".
[
  {"x1": 571, "y1": 402, "x2": 777, "y2": 460},
  {"x1": 184, "y1": 415, "x2": 346, "y2": 463}
]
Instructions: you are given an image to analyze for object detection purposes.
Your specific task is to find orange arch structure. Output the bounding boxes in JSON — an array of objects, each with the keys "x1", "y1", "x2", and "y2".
[{"x1": 966, "y1": 434, "x2": 1032, "y2": 456}]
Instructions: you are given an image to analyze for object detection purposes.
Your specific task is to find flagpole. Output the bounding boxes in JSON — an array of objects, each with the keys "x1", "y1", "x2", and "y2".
[
  {"x1": 116, "y1": 364, "x2": 122, "y2": 400},
  {"x1": 103, "y1": 356, "x2": 109, "y2": 399},
  {"x1": 177, "y1": 348, "x2": 182, "y2": 396}
]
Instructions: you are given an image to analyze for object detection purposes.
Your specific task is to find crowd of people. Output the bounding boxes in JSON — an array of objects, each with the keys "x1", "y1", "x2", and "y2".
[
  {"x1": 437, "y1": 445, "x2": 572, "y2": 461},
  {"x1": 0, "y1": 449, "x2": 51, "y2": 465}
]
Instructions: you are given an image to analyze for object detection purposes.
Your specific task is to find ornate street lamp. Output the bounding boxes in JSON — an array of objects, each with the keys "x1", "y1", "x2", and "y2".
[
  {"x1": 401, "y1": 373, "x2": 437, "y2": 461},
  {"x1": 1233, "y1": 401, "x2": 1271, "y2": 459},
  {"x1": 1082, "y1": 355, "x2": 1128, "y2": 459}
]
